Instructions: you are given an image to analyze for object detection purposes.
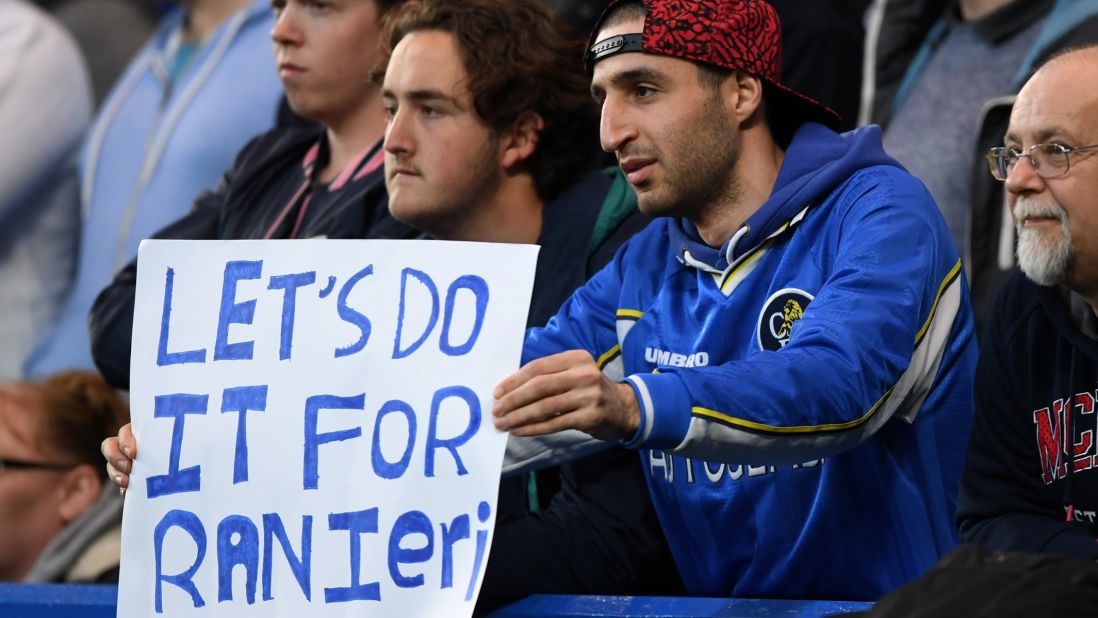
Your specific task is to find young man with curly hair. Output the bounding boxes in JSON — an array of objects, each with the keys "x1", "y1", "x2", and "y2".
[{"x1": 378, "y1": 0, "x2": 676, "y2": 608}]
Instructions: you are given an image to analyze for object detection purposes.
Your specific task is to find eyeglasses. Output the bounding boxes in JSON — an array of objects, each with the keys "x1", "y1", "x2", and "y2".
[
  {"x1": 987, "y1": 142, "x2": 1098, "y2": 181},
  {"x1": 0, "y1": 457, "x2": 76, "y2": 475}
]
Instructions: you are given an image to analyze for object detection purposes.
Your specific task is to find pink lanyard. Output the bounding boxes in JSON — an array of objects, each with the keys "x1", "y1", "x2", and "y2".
[{"x1": 261, "y1": 141, "x2": 385, "y2": 239}]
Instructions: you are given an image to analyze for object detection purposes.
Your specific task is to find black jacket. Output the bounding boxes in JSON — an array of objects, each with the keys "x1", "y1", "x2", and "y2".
[
  {"x1": 957, "y1": 272, "x2": 1098, "y2": 560},
  {"x1": 88, "y1": 126, "x2": 417, "y2": 388}
]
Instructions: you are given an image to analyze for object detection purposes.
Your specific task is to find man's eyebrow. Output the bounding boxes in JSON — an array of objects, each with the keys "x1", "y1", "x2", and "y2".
[
  {"x1": 406, "y1": 89, "x2": 457, "y2": 104},
  {"x1": 1004, "y1": 126, "x2": 1076, "y2": 145},
  {"x1": 609, "y1": 67, "x2": 669, "y2": 87},
  {"x1": 1034, "y1": 126, "x2": 1075, "y2": 144},
  {"x1": 381, "y1": 88, "x2": 463, "y2": 109},
  {"x1": 591, "y1": 65, "x2": 670, "y2": 100}
]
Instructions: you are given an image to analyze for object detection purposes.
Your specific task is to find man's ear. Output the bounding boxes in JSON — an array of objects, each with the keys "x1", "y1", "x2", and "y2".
[
  {"x1": 723, "y1": 71, "x2": 764, "y2": 127},
  {"x1": 57, "y1": 464, "x2": 103, "y2": 524},
  {"x1": 501, "y1": 111, "x2": 545, "y2": 170}
]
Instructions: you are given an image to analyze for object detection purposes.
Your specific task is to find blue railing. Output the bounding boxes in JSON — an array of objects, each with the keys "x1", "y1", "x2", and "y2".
[{"x1": 0, "y1": 583, "x2": 873, "y2": 617}]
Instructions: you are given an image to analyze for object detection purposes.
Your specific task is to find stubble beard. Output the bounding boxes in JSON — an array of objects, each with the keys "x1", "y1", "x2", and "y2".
[
  {"x1": 1015, "y1": 196, "x2": 1074, "y2": 287},
  {"x1": 634, "y1": 91, "x2": 742, "y2": 228},
  {"x1": 397, "y1": 133, "x2": 504, "y2": 239}
]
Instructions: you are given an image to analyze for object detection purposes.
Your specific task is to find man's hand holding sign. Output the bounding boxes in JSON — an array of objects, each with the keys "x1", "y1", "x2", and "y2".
[
  {"x1": 491, "y1": 350, "x2": 641, "y2": 441},
  {"x1": 108, "y1": 239, "x2": 537, "y2": 617}
]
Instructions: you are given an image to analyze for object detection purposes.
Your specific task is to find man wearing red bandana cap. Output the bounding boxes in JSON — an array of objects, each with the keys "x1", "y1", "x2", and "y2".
[{"x1": 494, "y1": 0, "x2": 978, "y2": 600}]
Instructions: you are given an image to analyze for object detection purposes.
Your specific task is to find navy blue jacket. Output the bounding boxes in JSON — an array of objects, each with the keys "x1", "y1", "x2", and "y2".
[{"x1": 958, "y1": 272, "x2": 1098, "y2": 560}]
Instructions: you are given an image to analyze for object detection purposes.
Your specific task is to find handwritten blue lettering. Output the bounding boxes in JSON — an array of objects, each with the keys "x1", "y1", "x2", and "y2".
[
  {"x1": 392, "y1": 268, "x2": 439, "y2": 360},
  {"x1": 371, "y1": 399, "x2": 416, "y2": 480},
  {"x1": 156, "y1": 267, "x2": 206, "y2": 366},
  {"x1": 303, "y1": 394, "x2": 365, "y2": 490},
  {"x1": 425, "y1": 386, "x2": 480, "y2": 477},
  {"x1": 388, "y1": 510, "x2": 433, "y2": 588},
  {"x1": 325, "y1": 509, "x2": 381, "y2": 603},
  {"x1": 154, "y1": 510, "x2": 207, "y2": 613},
  {"x1": 147, "y1": 394, "x2": 208, "y2": 498},
  {"x1": 214, "y1": 260, "x2": 263, "y2": 361},
  {"x1": 439, "y1": 275, "x2": 489, "y2": 357},
  {"x1": 221, "y1": 385, "x2": 267, "y2": 484},
  {"x1": 216, "y1": 515, "x2": 259, "y2": 604},
  {"x1": 267, "y1": 271, "x2": 316, "y2": 361},
  {"x1": 334, "y1": 265, "x2": 374, "y2": 358},
  {"x1": 262, "y1": 513, "x2": 313, "y2": 602}
]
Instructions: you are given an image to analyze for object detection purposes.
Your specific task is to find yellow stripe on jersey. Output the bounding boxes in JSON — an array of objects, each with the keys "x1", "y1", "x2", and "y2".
[
  {"x1": 719, "y1": 238, "x2": 775, "y2": 295},
  {"x1": 914, "y1": 259, "x2": 962, "y2": 346},
  {"x1": 596, "y1": 345, "x2": 621, "y2": 369},
  {"x1": 716, "y1": 207, "x2": 812, "y2": 295},
  {"x1": 691, "y1": 386, "x2": 895, "y2": 434}
]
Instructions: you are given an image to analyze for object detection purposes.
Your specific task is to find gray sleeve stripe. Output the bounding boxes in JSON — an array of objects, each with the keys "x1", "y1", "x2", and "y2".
[
  {"x1": 626, "y1": 374, "x2": 657, "y2": 446},
  {"x1": 672, "y1": 271, "x2": 964, "y2": 464}
]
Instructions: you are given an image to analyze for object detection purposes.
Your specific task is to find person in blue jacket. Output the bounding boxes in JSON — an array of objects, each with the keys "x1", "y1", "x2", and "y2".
[
  {"x1": 492, "y1": 0, "x2": 978, "y2": 601},
  {"x1": 24, "y1": 0, "x2": 283, "y2": 378}
]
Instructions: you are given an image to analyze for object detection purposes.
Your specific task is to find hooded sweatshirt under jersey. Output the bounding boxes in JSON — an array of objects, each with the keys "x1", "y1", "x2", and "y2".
[
  {"x1": 958, "y1": 271, "x2": 1098, "y2": 561},
  {"x1": 523, "y1": 123, "x2": 978, "y2": 600}
]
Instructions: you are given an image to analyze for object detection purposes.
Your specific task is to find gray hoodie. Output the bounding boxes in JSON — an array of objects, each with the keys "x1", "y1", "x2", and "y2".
[{"x1": 24, "y1": 484, "x2": 123, "y2": 583}]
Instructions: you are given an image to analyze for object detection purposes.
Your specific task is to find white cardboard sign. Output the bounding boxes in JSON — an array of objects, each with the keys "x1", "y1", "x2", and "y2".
[{"x1": 118, "y1": 239, "x2": 539, "y2": 617}]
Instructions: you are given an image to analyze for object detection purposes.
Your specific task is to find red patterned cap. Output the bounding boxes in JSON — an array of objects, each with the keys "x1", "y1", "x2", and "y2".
[{"x1": 585, "y1": 0, "x2": 841, "y2": 133}]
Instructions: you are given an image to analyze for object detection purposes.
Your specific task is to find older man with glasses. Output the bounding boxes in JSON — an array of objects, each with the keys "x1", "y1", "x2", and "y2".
[{"x1": 957, "y1": 44, "x2": 1098, "y2": 561}]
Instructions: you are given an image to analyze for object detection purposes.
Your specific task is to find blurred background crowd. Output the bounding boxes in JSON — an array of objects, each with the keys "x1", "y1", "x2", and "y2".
[{"x1": 2, "y1": 0, "x2": 1096, "y2": 606}]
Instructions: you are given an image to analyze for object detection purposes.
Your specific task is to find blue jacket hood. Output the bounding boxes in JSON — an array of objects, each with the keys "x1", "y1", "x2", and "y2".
[{"x1": 671, "y1": 123, "x2": 904, "y2": 270}]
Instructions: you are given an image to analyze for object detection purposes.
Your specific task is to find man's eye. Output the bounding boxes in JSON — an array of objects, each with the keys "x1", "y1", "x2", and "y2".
[
  {"x1": 422, "y1": 106, "x2": 442, "y2": 118},
  {"x1": 635, "y1": 85, "x2": 655, "y2": 98}
]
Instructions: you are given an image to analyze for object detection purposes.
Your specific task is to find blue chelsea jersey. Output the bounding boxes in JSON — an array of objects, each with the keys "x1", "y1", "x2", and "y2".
[{"x1": 523, "y1": 124, "x2": 978, "y2": 600}]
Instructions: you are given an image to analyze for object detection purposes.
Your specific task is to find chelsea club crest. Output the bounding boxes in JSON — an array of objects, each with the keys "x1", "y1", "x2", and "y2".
[{"x1": 757, "y1": 288, "x2": 814, "y2": 351}]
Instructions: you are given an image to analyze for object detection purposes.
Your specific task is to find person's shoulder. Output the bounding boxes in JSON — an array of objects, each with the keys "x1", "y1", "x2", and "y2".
[
  {"x1": 231, "y1": 125, "x2": 322, "y2": 172},
  {"x1": 825, "y1": 161, "x2": 940, "y2": 231},
  {"x1": 802, "y1": 126, "x2": 937, "y2": 217},
  {"x1": 983, "y1": 270, "x2": 1046, "y2": 344},
  {"x1": 1040, "y1": 2, "x2": 1098, "y2": 54},
  {"x1": 993, "y1": 271, "x2": 1043, "y2": 316},
  {"x1": 850, "y1": 157, "x2": 931, "y2": 196},
  {"x1": 1, "y1": 1, "x2": 87, "y2": 75}
]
